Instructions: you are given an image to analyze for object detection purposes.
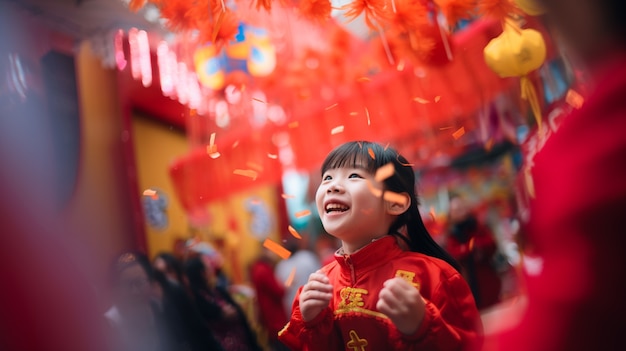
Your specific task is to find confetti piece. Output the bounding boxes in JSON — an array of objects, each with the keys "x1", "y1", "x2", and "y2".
[
  {"x1": 434, "y1": 96, "x2": 441, "y2": 103},
  {"x1": 288, "y1": 225, "x2": 302, "y2": 239},
  {"x1": 232, "y1": 140, "x2": 240, "y2": 148},
  {"x1": 452, "y1": 127, "x2": 466, "y2": 140},
  {"x1": 439, "y1": 126, "x2": 453, "y2": 131},
  {"x1": 468, "y1": 237, "x2": 476, "y2": 251},
  {"x1": 566, "y1": 89, "x2": 584, "y2": 109},
  {"x1": 209, "y1": 152, "x2": 221, "y2": 159},
  {"x1": 383, "y1": 191, "x2": 408, "y2": 206},
  {"x1": 209, "y1": 132, "x2": 216, "y2": 147},
  {"x1": 331, "y1": 125, "x2": 345, "y2": 135},
  {"x1": 368, "y1": 147, "x2": 375, "y2": 159},
  {"x1": 246, "y1": 162, "x2": 263, "y2": 172},
  {"x1": 288, "y1": 121, "x2": 299, "y2": 129},
  {"x1": 252, "y1": 97, "x2": 266, "y2": 103},
  {"x1": 284, "y1": 267, "x2": 296, "y2": 287},
  {"x1": 485, "y1": 138, "x2": 494, "y2": 152},
  {"x1": 396, "y1": 154, "x2": 414, "y2": 167},
  {"x1": 325, "y1": 103, "x2": 338, "y2": 110},
  {"x1": 281, "y1": 194, "x2": 295, "y2": 199},
  {"x1": 396, "y1": 60, "x2": 405, "y2": 71},
  {"x1": 143, "y1": 189, "x2": 156, "y2": 197},
  {"x1": 365, "y1": 107, "x2": 370, "y2": 126},
  {"x1": 233, "y1": 169, "x2": 258, "y2": 180},
  {"x1": 375, "y1": 163, "x2": 395, "y2": 182},
  {"x1": 384, "y1": 142, "x2": 390, "y2": 151},
  {"x1": 413, "y1": 97, "x2": 430, "y2": 104},
  {"x1": 366, "y1": 180, "x2": 383, "y2": 197},
  {"x1": 349, "y1": 111, "x2": 358, "y2": 116},
  {"x1": 357, "y1": 77, "x2": 371, "y2": 83},
  {"x1": 267, "y1": 153, "x2": 278, "y2": 159},
  {"x1": 357, "y1": 141, "x2": 363, "y2": 149},
  {"x1": 295, "y1": 210, "x2": 311, "y2": 218},
  {"x1": 429, "y1": 206, "x2": 436, "y2": 222},
  {"x1": 263, "y1": 238, "x2": 292, "y2": 259}
]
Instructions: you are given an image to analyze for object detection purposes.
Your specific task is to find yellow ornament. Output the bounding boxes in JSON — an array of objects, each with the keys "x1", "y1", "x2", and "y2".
[
  {"x1": 514, "y1": 0, "x2": 547, "y2": 16},
  {"x1": 484, "y1": 23, "x2": 546, "y2": 78},
  {"x1": 484, "y1": 22, "x2": 547, "y2": 134}
]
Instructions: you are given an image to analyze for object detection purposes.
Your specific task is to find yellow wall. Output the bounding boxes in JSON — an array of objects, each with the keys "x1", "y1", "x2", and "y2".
[
  {"x1": 132, "y1": 114, "x2": 282, "y2": 283},
  {"x1": 132, "y1": 115, "x2": 190, "y2": 257}
]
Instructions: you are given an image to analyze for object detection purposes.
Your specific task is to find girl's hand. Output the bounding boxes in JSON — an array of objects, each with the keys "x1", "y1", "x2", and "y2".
[
  {"x1": 299, "y1": 270, "x2": 333, "y2": 322},
  {"x1": 376, "y1": 277, "x2": 426, "y2": 335}
]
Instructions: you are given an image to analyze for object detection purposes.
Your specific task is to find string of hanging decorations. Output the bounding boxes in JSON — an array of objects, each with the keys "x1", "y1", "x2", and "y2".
[{"x1": 127, "y1": 0, "x2": 545, "y2": 56}]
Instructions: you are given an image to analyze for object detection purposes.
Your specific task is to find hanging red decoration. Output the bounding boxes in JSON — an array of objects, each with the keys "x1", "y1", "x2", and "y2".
[
  {"x1": 298, "y1": 0, "x2": 332, "y2": 22},
  {"x1": 255, "y1": 0, "x2": 273, "y2": 11},
  {"x1": 159, "y1": 0, "x2": 197, "y2": 32},
  {"x1": 478, "y1": 0, "x2": 520, "y2": 21},
  {"x1": 129, "y1": 0, "x2": 147, "y2": 12},
  {"x1": 434, "y1": 0, "x2": 477, "y2": 26},
  {"x1": 342, "y1": 0, "x2": 388, "y2": 31},
  {"x1": 387, "y1": 0, "x2": 429, "y2": 33}
]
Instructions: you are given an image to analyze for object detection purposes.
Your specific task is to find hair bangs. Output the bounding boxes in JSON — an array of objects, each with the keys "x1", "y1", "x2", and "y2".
[{"x1": 321, "y1": 141, "x2": 388, "y2": 175}]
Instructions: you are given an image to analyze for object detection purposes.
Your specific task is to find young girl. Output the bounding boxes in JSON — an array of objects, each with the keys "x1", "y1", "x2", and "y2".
[{"x1": 278, "y1": 141, "x2": 482, "y2": 351}]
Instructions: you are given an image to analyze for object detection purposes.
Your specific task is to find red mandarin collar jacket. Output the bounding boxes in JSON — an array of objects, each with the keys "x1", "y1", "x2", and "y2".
[{"x1": 279, "y1": 235, "x2": 483, "y2": 351}]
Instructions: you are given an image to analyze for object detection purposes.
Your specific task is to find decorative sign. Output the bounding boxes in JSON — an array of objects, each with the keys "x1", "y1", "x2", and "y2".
[{"x1": 142, "y1": 188, "x2": 168, "y2": 230}]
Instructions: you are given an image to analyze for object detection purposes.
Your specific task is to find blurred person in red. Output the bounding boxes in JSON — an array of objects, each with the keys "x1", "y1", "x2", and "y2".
[
  {"x1": 446, "y1": 195, "x2": 502, "y2": 310},
  {"x1": 250, "y1": 246, "x2": 289, "y2": 351},
  {"x1": 489, "y1": 0, "x2": 626, "y2": 350}
]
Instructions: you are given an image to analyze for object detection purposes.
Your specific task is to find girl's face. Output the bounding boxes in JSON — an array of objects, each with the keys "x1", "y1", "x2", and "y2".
[{"x1": 316, "y1": 166, "x2": 394, "y2": 250}]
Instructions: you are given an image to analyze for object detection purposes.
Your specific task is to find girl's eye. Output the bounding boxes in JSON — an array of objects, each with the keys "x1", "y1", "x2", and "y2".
[
  {"x1": 348, "y1": 173, "x2": 363, "y2": 179},
  {"x1": 323, "y1": 175, "x2": 332, "y2": 181}
]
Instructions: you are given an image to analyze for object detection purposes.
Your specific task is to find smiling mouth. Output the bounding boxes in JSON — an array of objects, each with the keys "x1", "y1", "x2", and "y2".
[{"x1": 325, "y1": 203, "x2": 350, "y2": 214}]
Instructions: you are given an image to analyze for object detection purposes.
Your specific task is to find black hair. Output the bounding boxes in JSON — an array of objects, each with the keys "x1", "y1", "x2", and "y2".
[
  {"x1": 154, "y1": 252, "x2": 184, "y2": 283},
  {"x1": 184, "y1": 256, "x2": 209, "y2": 293},
  {"x1": 321, "y1": 141, "x2": 461, "y2": 272},
  {"x1": 110, "y1": 251, "x2": 154, "y2": 286}
]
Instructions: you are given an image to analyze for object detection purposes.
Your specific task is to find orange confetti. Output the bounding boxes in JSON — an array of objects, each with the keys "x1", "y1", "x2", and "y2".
[
  {"x1": 263, "y1": 238, "x2": 292, "y2": 259},
  {"x1": 452, "y1": 127, "x2": 466, "y2": 140},
  {"x1": 485, "y1": 138, "x2": 494, "y2": 152},
  {"x1": 209, "y1": 132, "x2": 216, "y2": 147},
  {"x1": 383, "y1": 191, "x2": 409, "y2": 206},
  {"x1": 566, "y1": 89, "x2": 584, "y2": 109},
  {"x1": 325, "y1": 103, "x2": 338, "y2": 110},
  {"x1": 331, "y1": 125, "x2": 345, "y2": 135},
  {"x1": 295, "y1": 210, "x2": 311, "y2": 218},
  {"x1": 232, "y1": 140, "x2": 240, "y2": 148},
  {"x1": 366, "y1": 179, "x2": 383, "y2": 198},
  {"x1": 252, "y1": 97, "x2": 266, "y2": 104},
  {"x1": 365, "y1": 107, "x2": 370, "y2": 126},
  {"x1": 349, "y1": 111, "x2": 358, "y2": 116},
  {"x1": 434, "y1": 96, "x2": 441, "y2": 103},
  {"x1": 396, "y1": 154, "x2": 414, "y2": 167},
  {"x1": 233, "y1": 169, "x2": 258, "y2": 180},
  {"x1": 375, "y1": 163, "x2": 395, "y2": 182},
  {"x1": 367, "y1": 147, "x2": 375, "y2": 159},
  {"x1": 439, "y1": 126, "x2": 453, "y2": 131},
  {"x1": 384, "y1": 142, "x2": 390, "y2": 151},
  {"x1": 288, "y1": 121, "x2": 299, "y2": 128},
  {"x1": 267, "y1": 153, "x2": 278, "y2": 159},
  {"x1": 468, "y1": 237, "x2": 476, "y2": 251},
  {"x1": 396, "y1": 60, "x2": 405, "y2": 71},
  {"x1": 281, "y1": 194, "x2": 295, "y2": 199},
  {"x1": 284, "y1": 267, "x2": 296, "y2": 287},
  {"x1": 288, "y1": 225, "x2": 302, "y2": 239},
  {"x1": 413, "y1": 97, "x2": 430, "y2": 104},
  {"x1": 246, "y1": 162, "x2": 263, "y2": 172},
  {"x1": 357, "y1": 77, "x2": 371, "y2": 83},
  {"x1": 209, "y1": 152, "x2": 221, "y2": 159},
  {"x1": 143, "y1": 189, "x2": 156, "y2": 197},
  {"x1": 429, "y1": 206, "x2": 436, "y2": 222}
]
